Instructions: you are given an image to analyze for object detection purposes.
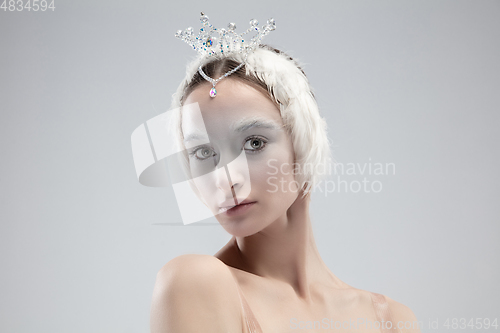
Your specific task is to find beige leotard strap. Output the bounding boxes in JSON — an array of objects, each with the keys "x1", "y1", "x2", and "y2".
[
  {"x1": 369, "y1": 292, "x2": 400, "y2": 333},
  {"x1": 235, "y1": 284, "x2": 263, "y2": 333}
]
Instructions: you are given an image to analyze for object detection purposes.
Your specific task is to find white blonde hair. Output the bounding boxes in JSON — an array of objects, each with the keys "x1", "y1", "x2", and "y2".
[{"x1": 169, "y1": 45, "x2": 332, "y2": 197}]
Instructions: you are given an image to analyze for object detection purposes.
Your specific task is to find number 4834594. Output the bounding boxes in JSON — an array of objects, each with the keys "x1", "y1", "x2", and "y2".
[{"x1": 1, "y1": 0, "x2": 55, "y2": 11}]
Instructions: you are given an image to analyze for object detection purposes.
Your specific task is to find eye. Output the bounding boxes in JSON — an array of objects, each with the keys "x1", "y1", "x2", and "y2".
[
  {"x1": 244, "y1": 136, "x2": 267, "y2": 152},
  {"x1": 189, "y1": 146, "x2": 216, "y2": 161}
]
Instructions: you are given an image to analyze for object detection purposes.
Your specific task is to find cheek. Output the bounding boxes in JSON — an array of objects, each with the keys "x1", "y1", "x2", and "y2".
[
  {"x1": 193, "y1": 177, "x2": 207, "y2": 193},
  {"x1": 191, "y1": 168, "x2": 218, "y2": 204},
  {"x1": 248, "y1": 148, "x2": 298, "y2": 194}
]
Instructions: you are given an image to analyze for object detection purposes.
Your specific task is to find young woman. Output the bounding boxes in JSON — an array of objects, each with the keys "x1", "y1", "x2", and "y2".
[{"x1": 149, "y1": 40, "x2": 421, "y2": 333}]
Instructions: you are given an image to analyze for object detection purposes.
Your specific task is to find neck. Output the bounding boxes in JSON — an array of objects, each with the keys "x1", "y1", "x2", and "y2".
[{"x1": 216, "y1": 193, "x2": 346, "y2": 301}]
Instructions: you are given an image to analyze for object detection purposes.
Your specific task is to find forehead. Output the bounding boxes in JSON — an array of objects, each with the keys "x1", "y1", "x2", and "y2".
[{"x1": 182, "y1": 79, "x2": 283, "y2": 136}]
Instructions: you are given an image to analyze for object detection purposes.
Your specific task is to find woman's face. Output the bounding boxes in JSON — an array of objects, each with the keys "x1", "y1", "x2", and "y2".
[{"x1": 182, "y1": 79, "x2": 300, "y2": 237}]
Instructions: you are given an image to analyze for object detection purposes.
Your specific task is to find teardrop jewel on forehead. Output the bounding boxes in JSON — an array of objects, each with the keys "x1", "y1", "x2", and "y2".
[
  {"x1": 175, "y1": 12, "x2": 276, "y2": 98},
  {"x1": 197, "y1": 56, "x2": 247, "y2": 98}
]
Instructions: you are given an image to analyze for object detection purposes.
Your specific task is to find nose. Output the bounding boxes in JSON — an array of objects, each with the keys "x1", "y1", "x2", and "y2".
[
  {"x1": 214, "y1": 164, "x2": 244, "y2": 196},
  {"x1": 215, "y1": 148, "x2": 248, "y2": 191}
]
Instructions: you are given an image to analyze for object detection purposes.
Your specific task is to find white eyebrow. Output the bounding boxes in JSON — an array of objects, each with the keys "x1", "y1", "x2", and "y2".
[
  {"x1": 230, "y1": 116, "x2": 284, "y2": 132},
  {"x1": 183, "y1": 117, "x2": 283, "y2": 143},
  {"x1": 183, "y1": 132, "x2": 209, "y2": 143}
]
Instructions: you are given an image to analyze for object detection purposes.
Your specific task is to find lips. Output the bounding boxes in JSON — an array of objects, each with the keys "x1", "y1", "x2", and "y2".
[
  {"x1": 219, "y1": 198, "x2": 254, "y2": 209},
  {"x1": 219, "y1": 201, "x2": 257, "y2": 216},
  {"x1": 218, "y1": 198, "x2": 256, "y2": 214}
]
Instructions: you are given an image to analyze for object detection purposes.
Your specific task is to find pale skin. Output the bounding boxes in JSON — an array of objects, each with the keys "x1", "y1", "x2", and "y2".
[{"x1": 150, "y1": 79, "x2": 422, "y2": 333}]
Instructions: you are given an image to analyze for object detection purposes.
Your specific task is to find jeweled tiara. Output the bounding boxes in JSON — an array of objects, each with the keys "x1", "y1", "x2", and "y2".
[
  {"x1": 175, "y1": 12, "x2": 276, "y2": 98},
  {"x1": 175, "y1": 12, "x2": 276, "y2": 58}
]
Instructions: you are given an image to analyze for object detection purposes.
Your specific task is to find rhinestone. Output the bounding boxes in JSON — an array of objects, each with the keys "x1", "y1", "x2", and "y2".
[
  {"x1": 200, "y1": 14, "x2": 209, "y2": 23},
  {"x1": 249, "y1": 19, "x2": 258, "y2": 27},
  {"x1": 267, "y1": 18, "x2": 276, "y2": 30},
  {"x1": 209, "y1": 87, "x2": 217, "y2": 97},
  {"x1": 228, "y1": 22, "x2": 236, "y2": 31}
]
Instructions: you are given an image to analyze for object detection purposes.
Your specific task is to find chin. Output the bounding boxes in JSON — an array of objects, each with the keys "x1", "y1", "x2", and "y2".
[{"x1": 217, "y1": 218, "x2": 264, "y2": 238}]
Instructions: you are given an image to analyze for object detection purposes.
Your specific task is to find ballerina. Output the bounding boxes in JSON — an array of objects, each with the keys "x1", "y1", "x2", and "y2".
[{"x1": 149, "y1": 13, "x2": 421, "y2": 333}]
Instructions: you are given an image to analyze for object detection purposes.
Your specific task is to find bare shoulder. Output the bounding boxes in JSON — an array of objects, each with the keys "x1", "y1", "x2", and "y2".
[
  {"x1": 155, "y1": 253, "x2": 232, "y2": 285},
  {"x1": 345, "y1": 288, "x2": 422, "y2": 333},
  {"x1": 384, "y1": 294, "x2": 422, "y2": 333},
  {"x1": 333, "y1": 287, "x2": 380, "y2": 309},
  {"x1": 150, "y1": 254, "x2": 243, "y2": 333}
]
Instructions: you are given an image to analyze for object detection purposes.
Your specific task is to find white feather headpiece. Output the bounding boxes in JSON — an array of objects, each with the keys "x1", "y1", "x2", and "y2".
[{"x1": 170, "y1": 44, "x2": 333, "y2": 196}]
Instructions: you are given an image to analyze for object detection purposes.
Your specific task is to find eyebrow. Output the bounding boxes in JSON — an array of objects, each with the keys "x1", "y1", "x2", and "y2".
[
  {"x1": 231, "y1": 116, "x2": 284, "y2": 133},
  {"x1": 183, "y1": 132, "x2": 209, "y2": 143},
  {"x1": 183, "y1": 117, "x2": 283, "y2": 143}
]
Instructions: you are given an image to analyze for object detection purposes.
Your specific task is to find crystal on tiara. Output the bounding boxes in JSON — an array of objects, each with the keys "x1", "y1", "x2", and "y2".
[{"x1": 175, "y1": 12, "x2": 276, "y2": 58}]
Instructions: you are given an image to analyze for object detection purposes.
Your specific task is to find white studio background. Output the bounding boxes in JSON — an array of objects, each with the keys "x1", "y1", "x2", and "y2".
[{"x1": 1, "y1": 0, "x2": 499, "y2": 332}]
